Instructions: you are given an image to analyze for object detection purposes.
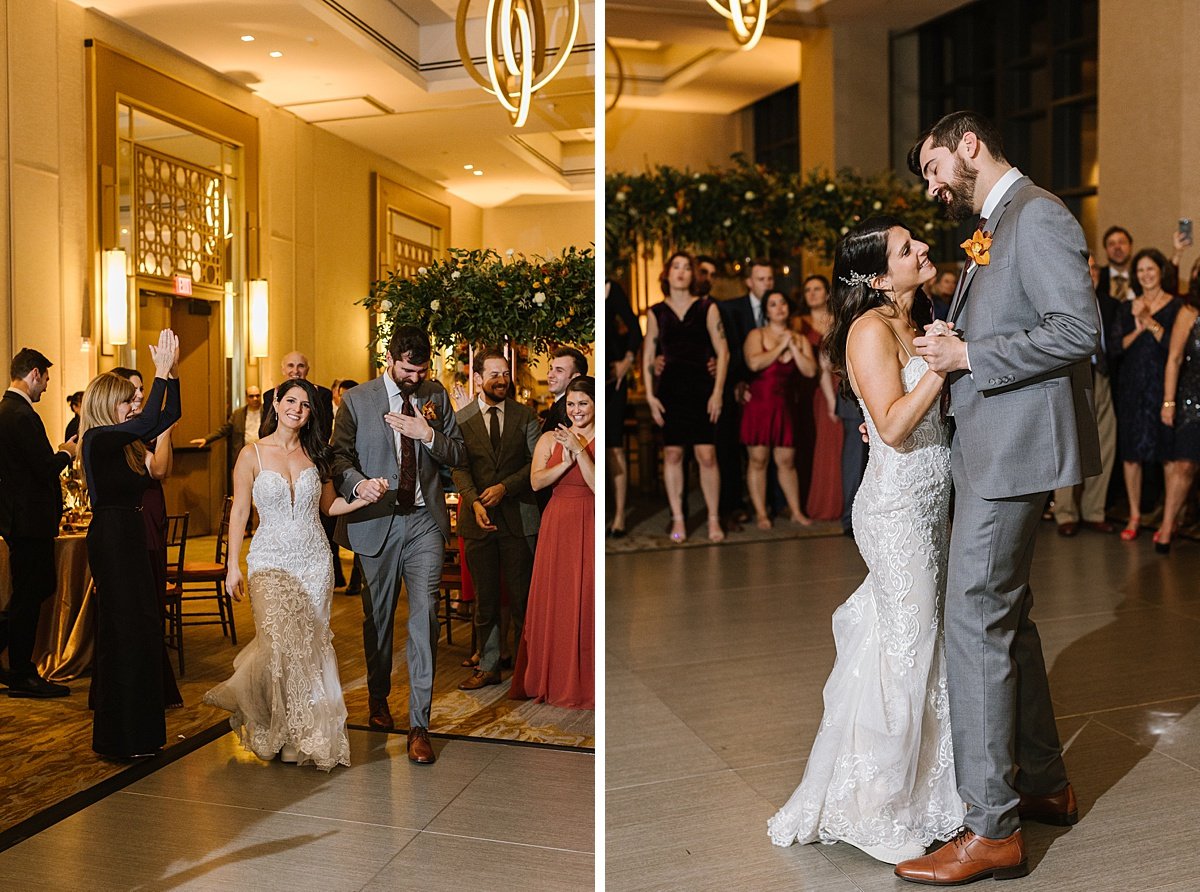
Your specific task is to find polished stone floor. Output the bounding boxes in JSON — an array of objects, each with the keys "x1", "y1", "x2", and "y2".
[
  {"x1": 606, "y1": 524, "x2": 1200, "y2": 891},
  {"x1": 0, "y1": 728, "x2": 594, "y2": 891}
]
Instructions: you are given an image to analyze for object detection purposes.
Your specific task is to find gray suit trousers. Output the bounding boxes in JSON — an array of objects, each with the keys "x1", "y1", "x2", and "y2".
[
  {"x1": 358, "y1": 508, "x2": 443, "y2": 729},
  {"x1": 946, "y1": 445, "x2": 1069, "y2": 838}
]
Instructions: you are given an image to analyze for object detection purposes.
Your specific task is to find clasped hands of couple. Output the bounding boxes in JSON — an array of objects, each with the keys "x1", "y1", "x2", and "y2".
[{"x1": 912, "y1": 319, "x2": 969, "y2": 374}]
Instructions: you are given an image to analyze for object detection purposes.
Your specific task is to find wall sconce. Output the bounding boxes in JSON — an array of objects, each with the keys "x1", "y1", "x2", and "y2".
[
  {"x1": 248, "y1": 279, "x2": 269, "y2": 358},
  {"x1": 456, "y1": 0, "x2": 581, "y2": 127},
  {"x1": 103, "y1": 248, "x2": 129, "y2": 347},
  {"x1": 223, "y1": 281, "x2": 235, "y2": 359}
]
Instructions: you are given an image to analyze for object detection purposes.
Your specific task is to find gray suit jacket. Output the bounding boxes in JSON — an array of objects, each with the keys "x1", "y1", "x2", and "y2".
[
  {"x1": 331, "y1": 376, "x2": 465, "y2": 556},
  {"x1": 948, "y1": 176, "x2": 1102, "y2": 500},
  {"x1": 453, "y1": 398, "x2": 541, "y2": 539}
]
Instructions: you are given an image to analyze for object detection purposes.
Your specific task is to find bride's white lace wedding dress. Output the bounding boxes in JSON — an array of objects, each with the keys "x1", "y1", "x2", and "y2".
[
  {"x1": 768, "y1": 355, "x2": 963, "y2": 863},
  {"x1": 204, "y1": 448, "x2": 351, "y2": 771}
]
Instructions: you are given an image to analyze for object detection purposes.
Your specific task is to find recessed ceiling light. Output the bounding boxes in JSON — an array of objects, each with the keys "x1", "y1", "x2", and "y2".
[
  {"x1": 269, "y1": 51, "x2": 283, "y2": 58},
  {"x1": 240, "y1": 35, "x2": 255, "y2": 42},
  {"x1": 473, "y1": 170, "x2": 483, "y2": 176},
  {"x1": 463, "y1": 164, "x2": 474, "y2": 170}
]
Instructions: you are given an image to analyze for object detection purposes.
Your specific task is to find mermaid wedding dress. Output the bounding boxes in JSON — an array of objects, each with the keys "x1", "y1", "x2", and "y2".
[
  {"x1": 204, "y1": 446, "x2": 351, "y2": 771},
  {"x1": 767, "y1": 354, "x2": 964, "y2": 862}
]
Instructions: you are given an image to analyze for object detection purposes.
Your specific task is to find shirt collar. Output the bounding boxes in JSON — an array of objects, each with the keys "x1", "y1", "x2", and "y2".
[
  {"x1": 980, "y1": 167, "x2": 1023, "y2": 223},
  {"x1": 478, "y1": 394, "x2": 505, "y2": 415},
  {"x1": 5, "y1": 387, "x2": 32, "y2": 406}
]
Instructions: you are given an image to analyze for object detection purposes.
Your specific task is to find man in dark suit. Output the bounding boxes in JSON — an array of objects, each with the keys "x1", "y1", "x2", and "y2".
[
  {"x1": 0, "y1": 349, "x2": 75, "y2": 697},
  {"x1": 191, "y1": 385, "x2": 263, "y2": 473},
  {"x1": 538, "y1": 346, "x2": 586, "y2": 512},
  {"x1": 716, "y1": 259, "x2": 772, "y2": 527},
  {"x1": 259, "y1": 352, "x2": 334, "y2": 442},
  {"x1": 454, "y1": 349, "x2": 541, "y2": 689}
]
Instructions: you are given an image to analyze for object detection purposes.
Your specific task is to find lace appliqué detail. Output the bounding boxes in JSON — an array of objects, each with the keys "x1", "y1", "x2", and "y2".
[
  {"x1": 203, "y1": 467, "x2": 350, "y2": 771},
  {"x1": 767, "y1": 357, "x2": 963, "y2": 860}
]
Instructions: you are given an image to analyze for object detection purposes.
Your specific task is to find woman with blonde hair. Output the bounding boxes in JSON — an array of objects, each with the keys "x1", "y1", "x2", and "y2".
[{"x1": 81, "y1": 330, "x2": 181, "y2": 759}]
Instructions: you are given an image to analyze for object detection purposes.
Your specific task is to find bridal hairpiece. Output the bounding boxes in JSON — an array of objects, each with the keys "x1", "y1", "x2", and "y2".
[{"x1": 839, "y1": 270, "x2": 873, "y2": 288}]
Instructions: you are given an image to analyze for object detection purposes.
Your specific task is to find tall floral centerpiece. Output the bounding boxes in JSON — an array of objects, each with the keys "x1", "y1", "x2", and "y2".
[{"x1": 361, "y1": 246, "x2": 595, "y2": 383}]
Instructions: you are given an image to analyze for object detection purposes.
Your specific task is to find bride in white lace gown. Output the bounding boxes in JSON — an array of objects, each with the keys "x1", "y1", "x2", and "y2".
[
  {"x1": 768, "y1": 217, "x2": 965, "y2": 863},
  {"x1": 205, "y1": 380, "x2": 381, "y2": 771}
]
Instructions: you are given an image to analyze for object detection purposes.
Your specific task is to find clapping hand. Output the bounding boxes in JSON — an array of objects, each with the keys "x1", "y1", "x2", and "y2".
[
  {"x1": 148, "y1": 329, "x2": 179, "y2": 378},
  {"x1": 451, "y1": 383, "x2": 469, "y2": 409},
  {"x1": 553, "y1": 424, "x2": 584, "y2": 457}
]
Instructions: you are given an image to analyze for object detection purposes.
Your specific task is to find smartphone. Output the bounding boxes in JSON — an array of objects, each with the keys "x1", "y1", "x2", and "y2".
[{"x1": 1180, "y1": 217, "x2": 1193, "y2": 244}]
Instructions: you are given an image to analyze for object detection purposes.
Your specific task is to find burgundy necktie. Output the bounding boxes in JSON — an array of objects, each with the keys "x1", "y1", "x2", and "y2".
[{"x1": 396, "y1": 398, "x2": 417, "y2": 512}]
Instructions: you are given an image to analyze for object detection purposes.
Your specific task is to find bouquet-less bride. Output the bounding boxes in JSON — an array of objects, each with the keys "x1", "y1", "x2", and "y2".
[{"x1": 768, "y1": 216, "x2": 964, "y2": 862}]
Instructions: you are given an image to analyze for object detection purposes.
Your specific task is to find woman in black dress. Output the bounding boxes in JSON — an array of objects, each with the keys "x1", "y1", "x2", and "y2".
[
  {"x1": 605, "y1": 278, "x2": 642, "y2": 537},
  {"x1": 1158, "y1": 295, "x2": 1200, "y2": 552},
  {"x1": 642, "y1": 251, "x2": 730, "y2": 543},
  {"x1": 80, "y1": 330, "x2": 181, "y2": 758},
  {"x1": 1113, "y1": 249, "x2": 1179, "y2": 540}
]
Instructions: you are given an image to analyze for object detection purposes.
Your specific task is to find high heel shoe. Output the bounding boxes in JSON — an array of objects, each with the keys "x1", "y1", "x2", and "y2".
[
  {"x1": 669, "y1": 515, "x2": 687, "y2": 544},
  {"x1": 1153, "y1": 530, "x2": 1172, "y2": 554},
  {"x1": 707, "y1": 515, "x2": 725, "y2": 543},
  {"x1": 1120, "y1": 517, "x2": 1141, "y2": 541}
]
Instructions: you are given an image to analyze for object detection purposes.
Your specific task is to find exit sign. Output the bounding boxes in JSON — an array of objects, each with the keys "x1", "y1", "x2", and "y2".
[{"x1": 172, "y1": 275, "x2": 193, "y2": 296}]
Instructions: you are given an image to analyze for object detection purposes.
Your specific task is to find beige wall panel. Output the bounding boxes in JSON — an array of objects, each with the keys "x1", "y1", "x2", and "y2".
[
  {"x1": 1096, "y1": 0, "x2": 1184, "y2": 253},
  {"x1": 264, "y1": 235, "x2": 295, "y2": 391},
  {"x1": 11, "y1": 165, "x2": 63, "y2": 433},
  {"x1": 8, "y1": 0, "x2": 58, "y2": 170},
  {"x1": 265, "y1": 112, "x2": 297, "y2": 243},
  {"x1": 481, "y1": 200, "x2": 594, "y2": 257},
  {"x1": 606, "y1": 108, "x2": 746, "y2": 174},
  {"x1": 832, "y1": 23, "x2": 890, "y2": 174},
  {"x1": 57, "y1": 0, "x2": 89, "y2": 399},
  {"x1": 0, "y1": 0, "x2": 9, "y2": 361},
  {"x1": 799, "y1": 32, "x2": 834, "y2": 173}
]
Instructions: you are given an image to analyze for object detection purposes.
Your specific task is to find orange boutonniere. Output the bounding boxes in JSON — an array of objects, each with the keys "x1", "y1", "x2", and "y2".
[
  {"x1": 961, "y1": 229, "x2": 992, "y2": 266},
  {"x1": 421, "y1": 402, "x2": 438, "y2": 422}
]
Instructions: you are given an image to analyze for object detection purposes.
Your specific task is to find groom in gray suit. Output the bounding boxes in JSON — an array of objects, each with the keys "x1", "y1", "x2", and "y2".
[
  {"x1": 333, "y1": 325, "x2": 465, "y2": 764},
  {"x1": 898, "y1": 112, "x2": 1101, "y2": 885}
]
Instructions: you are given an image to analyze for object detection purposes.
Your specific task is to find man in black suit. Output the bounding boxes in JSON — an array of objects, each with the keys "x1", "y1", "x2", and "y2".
[
  {"x1": 452, "y1": 350, "x2": 541, "y2": 689},
  {"x1": 538, "y1": 346, "x2": 586, "y2": 512},
  {"x1": 716, "y1": 259, "x2": 773, "y2": 528},
  {"x1": 0, "y1": 349, "x2": 75, "y2": 697},
  {"x1": 258, "y1": 352, "x2": 335, "y2": 442},
  {"x1": 191, "y1": 385, "x2": 262, "y2": 473}
]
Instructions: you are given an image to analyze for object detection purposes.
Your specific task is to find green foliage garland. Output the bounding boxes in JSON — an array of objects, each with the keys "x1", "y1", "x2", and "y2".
[
  {"x1": 605, "y1": 154, "x2": 944, "y2": 268},
  {"x1": 361, "y1": 246, "x2": 595, "y2": 365}
]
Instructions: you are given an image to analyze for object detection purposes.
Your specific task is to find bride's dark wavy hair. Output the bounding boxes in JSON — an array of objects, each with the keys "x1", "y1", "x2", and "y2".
[
  {"x1": 824, "y1": 216, "x2": 933, "y2": 396},
  {"x1": 275, "y1": 378, "x2": 334, "y2": 481}
]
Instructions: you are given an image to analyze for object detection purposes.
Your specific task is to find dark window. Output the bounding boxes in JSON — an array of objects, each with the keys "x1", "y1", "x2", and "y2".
[{"x1": 753, "y1": 85, "x2": 800, "y2": 173}]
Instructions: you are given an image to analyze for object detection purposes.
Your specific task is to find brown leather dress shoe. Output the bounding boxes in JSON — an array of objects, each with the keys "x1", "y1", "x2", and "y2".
[
  {"x1": 1057, "y1": 522, "x2": 1079, "y2": 537},
  {"x1": 407, "y1": 727, "x2": 436, "y2": 764},
  {"x1": 368, "y1": 696, "x2": 395, "y2": 731},
  {"x1": 1082, "y1": 520, "x2": 1115, "y2": 534},
  {"x1": 894, "y1": 828, "x2": 1027, "y2": 885},
  {"x1": 458, "y1": 670, "x2": 502, "y2": 690},
  {"x1": 1018, "y1": 782, "x2": 1079, "y2": 826}
]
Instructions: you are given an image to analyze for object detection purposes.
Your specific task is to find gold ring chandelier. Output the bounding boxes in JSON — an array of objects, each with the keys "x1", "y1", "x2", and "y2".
[
  {"x1": 456, "y1": 0, "x2": 581, "y2": 127},
  {"x1": 706, "y1": 0, "x2": 771, "y2": 51}
]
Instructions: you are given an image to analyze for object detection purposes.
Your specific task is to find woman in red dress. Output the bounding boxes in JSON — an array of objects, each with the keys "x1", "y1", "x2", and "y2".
[
  {"x1": 794, "y1": 275, "x2": 845, "y2": 520},
  {"x1": 510, "y1": 376, "x2": 595, "y2": 709},
  {"x1": 740, "y1": 291, "x2": 818, "y2": 528}
]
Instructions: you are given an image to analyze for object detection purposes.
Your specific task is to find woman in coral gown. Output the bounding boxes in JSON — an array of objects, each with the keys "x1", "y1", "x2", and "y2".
[
  {"x1": 794, "y1": 275, "x2": 844, "y2": 520},
  {"x1": 510, "y1": 376, "x2": 595, "y2": 709}
]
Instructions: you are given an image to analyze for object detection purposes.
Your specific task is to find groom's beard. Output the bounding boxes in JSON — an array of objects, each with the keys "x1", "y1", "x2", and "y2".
[{"x1": 939, "y1": 156, "x2": 979, "y2": 223}]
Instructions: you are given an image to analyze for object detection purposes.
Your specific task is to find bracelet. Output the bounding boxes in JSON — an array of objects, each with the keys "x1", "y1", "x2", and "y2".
[{"x1": 1163, "y1": 401, "x2": 1177, "y2": 408}]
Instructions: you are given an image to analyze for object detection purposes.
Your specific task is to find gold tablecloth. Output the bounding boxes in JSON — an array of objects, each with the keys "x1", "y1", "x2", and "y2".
[{"x1": 0, "y1": 534, "x2": 93, "y2": 681}]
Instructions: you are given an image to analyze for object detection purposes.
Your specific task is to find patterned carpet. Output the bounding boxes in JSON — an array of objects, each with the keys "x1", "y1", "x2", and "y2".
[{"x1": 0, "y1": 542, "x2": 593, "y2": 836}]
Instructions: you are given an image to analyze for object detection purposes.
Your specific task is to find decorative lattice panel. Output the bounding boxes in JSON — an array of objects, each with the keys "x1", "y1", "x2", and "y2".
[
  {"x1": 134, "y1": 145, "x2": 224, "y2": 287},
  {"x1": 389, "y1": 235, "x2": 434, "y2": 280}
]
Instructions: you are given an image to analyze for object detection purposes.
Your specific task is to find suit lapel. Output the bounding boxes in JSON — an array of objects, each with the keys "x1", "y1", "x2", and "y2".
[{"x1": 949, "y1": 176, "x2": 1029, "y2": 324}]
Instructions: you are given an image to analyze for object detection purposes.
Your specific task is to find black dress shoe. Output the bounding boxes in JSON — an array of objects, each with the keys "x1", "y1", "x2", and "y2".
[
  {"x1": 344, "y1": 584, "x2": 362, "y2": 596},
  {"x1": 1057, "y1": 522, "x2": 1079, "y2": 537},
  {"x1": 7, "y1": 674, "x2": 70, "y2": 698}
]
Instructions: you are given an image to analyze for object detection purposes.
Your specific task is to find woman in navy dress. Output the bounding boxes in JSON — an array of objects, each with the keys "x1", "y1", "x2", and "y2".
[
  {"x1": 81, "y1": 330, "x2": 181, "y2": 758},
  {"x1": 642, "y1": 251, "x2": 730, "y2": 543},
  {"x1": 1113, "y1": 249, "x2": 1179, "y2": 540}
]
